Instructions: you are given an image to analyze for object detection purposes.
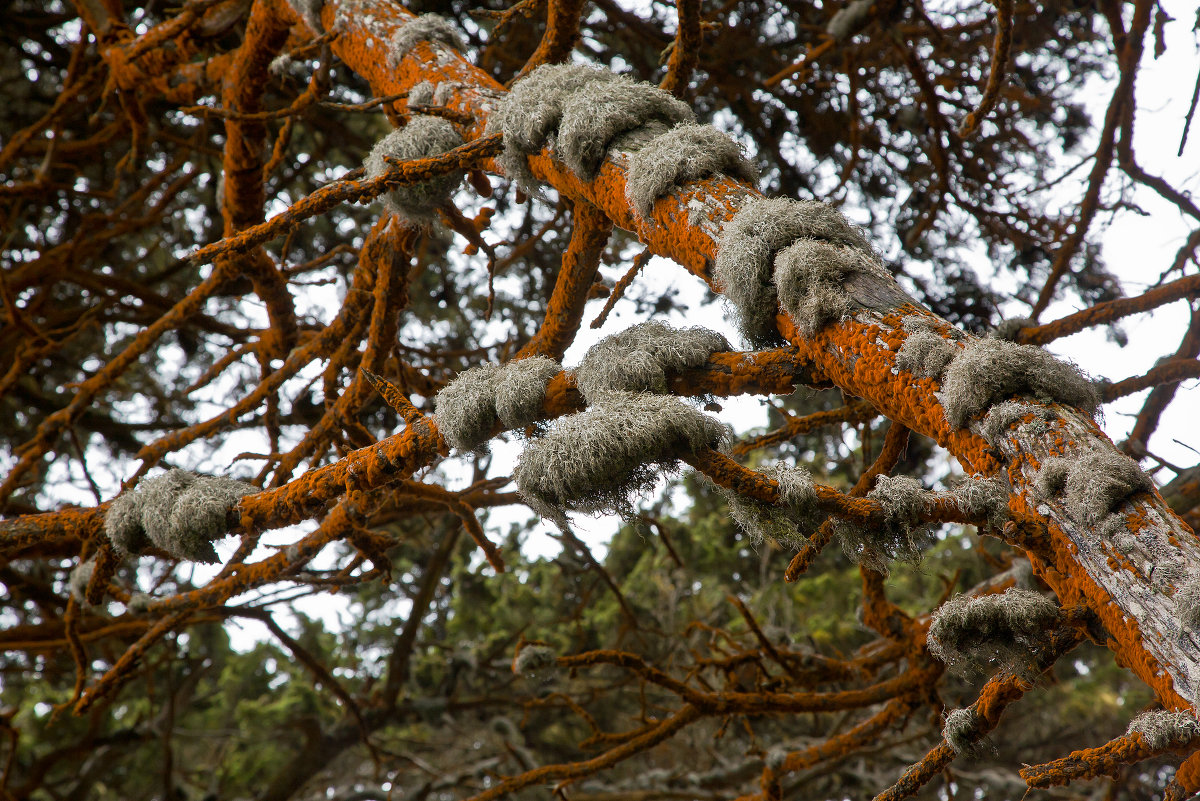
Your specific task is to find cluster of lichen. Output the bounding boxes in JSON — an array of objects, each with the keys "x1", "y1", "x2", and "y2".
[
  {"x1": 105, "y1": 469, "x2": 256, "y2": 563},
  {"x1": 927, "y1": 588, "x2": 1062, "y2": 677},
  {"x1": 433, "y1": 356, "x2": 561, "y2": 451}
]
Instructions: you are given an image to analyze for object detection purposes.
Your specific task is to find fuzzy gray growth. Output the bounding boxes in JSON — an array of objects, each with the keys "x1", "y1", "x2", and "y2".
[
  {"x1": 126, "y1": 592, "x2": 154, "y2": 614},
  {"x1": 980, "y1": 400, "x2": 1052, "y2": 446},
  {"x1": 388, "y1": 14, "x2": 465, "y2": 66},
  {"x1": 269, "y1": 53, "x2": 293, "y2": 78},
  {"x1": 489, "y1": 64, "x2": 619, "y2": 190},
  {"x1": 897, "y1": 329, "x2": 958, "y2": 379},
  {"x1": 625, "y1": 124, "x2": 758, "y2": 221},
  {"x1": 1061, "y1": 449, "x2": 1154, "y2": 526},
  {"x1": 943, "y1": 708, "x2": 981, "y2": 755},
  {"x1": 992, "y1": 317, "x2": 1034, "y2": 342},
  {"x1": 720, "y1": 465, "x2": 821, "y2": 549},
  {"x1": 1175, "y1": 576, "x2": 1200, "y2": 631},
  {"x1": 557, "y1": 78, "x2": 694, "y2": 180},
  {"x1": 165, "y1": 476, "x2": 258, "y2": 562},
  {"x1": 835, "y1": 476, "x2": 934, "y2": 573},
  {"x1": 826, "y1": 0, "x2": 874, "y2": 41},
  {"x1": 953, "y1": 476, "x2": 1011, "y2": 530},
  {"x1": 937, "y1": 338, "x2": 1100, "y2": 429},
  {"x1": 408, "y1": 80, "x2": 435, "y2": 107},
  {"x1": 435, "y1": 359, "x2": 562, "y2": 450},
  {"x1": 1127, "y1": 710, "x2": 1200, "y2": 750},
  {"x1": 927, "y1": 588, "x2": 1062, "y2": 676},
  {"x1": 514, "y1": 392, "x2": 728, "y2": 527},
  {"x1": 713, "y1": 197, "x2": 873, "y2": 345},
  {"x1": 68, "y1": 557, "x2": 95, "y2": 604},
  {"x1": 1036, "y1": 457, "x2": 1071, "y2": 499},
  {"x1": 572, "y1": 321, "x2": 729, "y2": 404},
  {"x1": 764, "y1": 747, "x2": 788, "y2": 772},
  {"x1": 774, "y1": 465, "x2": 820, "y2": 519},
  {"x1": 287, "y1": 0, "x2": 324, "y2": 32},
  {"x1": 104, "y1": 469, "x2": 254, "y2": 563},
  {"x1": 435, "y1": 364, "x2": 504, "y2": 451},
  {"x1": 774, "y1": 239, "x2": 882, "y2": 336},
  {"x1": 363, "y1": 116, "x2": 464, "y2": 222},
  {"x1": 514, "y1": 645, "x2": 557, "y2": 684},
  {"x1": 494, "y1": 356, "x2": 561, "y2": 429}
]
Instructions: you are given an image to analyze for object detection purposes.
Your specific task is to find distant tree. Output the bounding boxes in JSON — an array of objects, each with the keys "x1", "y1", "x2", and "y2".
[{"x1": 2, "y1": 0, "x2": 1199, "y2": 799}]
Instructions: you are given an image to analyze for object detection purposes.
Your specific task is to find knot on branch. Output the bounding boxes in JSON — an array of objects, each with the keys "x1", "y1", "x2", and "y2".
[
  {"x1": 624, "y1": 123, "x2": 758, "y2": 222},
  {"x1": 713, "y1": 196, "x2": 876, "y2": 346},
  {"x1": 363, "y1": 116, "x2": 465, "y2": 223},
  {"x1": 105, "y1": 469, "x2": 256, "y2": 563},
  {"x1": 489, "y1": 63, "x2": 693, "y2": 191},
  {"x1": 433, "y1": 356, "x2": 561, "y2": 451},
  {"x1": 572, "y1": 320, "x2": 728, "y2": 403},
  {"x1": 927, "y1": 588, "x2": 1063, "y2": 678},
  {"x1": 389, "y1": 14, "x2": 465, "y2": 67},
  {"x1": 513, "y1": 391, "x2": 728, "y2": 528}
]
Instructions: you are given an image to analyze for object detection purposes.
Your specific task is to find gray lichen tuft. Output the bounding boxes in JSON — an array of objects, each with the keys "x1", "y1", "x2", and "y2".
[
  {"x1": 936, "y1": 337, "x2": 1100, "y2": 429},
  {"x1": 363, "y1": 116, "x2": 465, "y2": 222},
  {"x1": 1036, "y1": 450, "x2": 1153, "y2": 526},
  {"x1": 572, "y1": 321, "x2": 728, "y2": 404},
  {"x1": 943, "y1": 707, "x2": 982, "y2": 755},
  {"x1": 927, "y1": 588, "x2": 1062, "y2": 676},
  {"x1": 287, "y1": 0, "x2": 324, "y2": 33},
  {"x1": 773, "y1": 239, "x2": 880, "y2": 337},
  {"x1": 624, "y1": 124, "x2": 758, "y2": 221},
  {"x1": 513, "y1": 392, "x2": 728, "y2": 527},
  {"x1": 952, "y1": 476, "x2": 1011, "y2": 530},
  {"x1": 557, "y1": 77, "x2": 694, "y2": 181},
  {"x1": 104, "y1": 469, "x2": 255, "y2": 563},
  {"x1": 826, "y1": 0, "x2": 874, "y2": 41},
  {"x1": 68, "y1": 557, "x2": 95, "y2": 604},
  {"x1": 513, "y1": 644, "x2": 557, "y2": 675},
  {"x1": 388, "y1": 13, "x2": 465, "y2": 66},
  {"x1": 720, "y1": 465, "x2": 822, "y2": 549},
  {"x1": 1126, "y1": 710, "x2": 1200, "y2": 750},
  {"x1": 407, "y1": 80, "x2": 436, "y2": 107},
  {"x1": 980, "y1": 400, "x2": 1054, "y2": 446},
  {"x1": 1174, "y1": 576, "x2": 1200, "y2": 631},
  {"x1": 435, "y1": 358, "x2": 562, "y2": 451},
  {"x1": 713, "y1": 197, "x2": 873, "y2": 345},
  {"x1": 494, "y1": 356, "x2": 561, "y2": 429},
  {"x1": 835, "y1": 475, "x2": 934, "y2": 573},
  {"x1": 896, "y1": 327, "x2": 958, "y2": 380},
  {"x1": 126, "y1": 592, "x2": 154, "y2": 614},
  {"x1": 992, "y1": 316, "x2": 1034, "y2": 342},
  {"x1": 488, "y1": 64, "x2": 620, "y2": 191}
]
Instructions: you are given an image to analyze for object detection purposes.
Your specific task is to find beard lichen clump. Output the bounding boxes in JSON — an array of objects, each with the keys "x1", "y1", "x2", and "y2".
[
  {"x1": 936, "y1": 337, "x2": 1100, "y2": 429},
  {"x1": 1126, "y1": 709, "x2": 1200, "y2": 751},
  {"x1": 835, "y1": 474, "x2": 934, "y2": 573},
  {"x1": 624, "y1": 123, "x2": 759, "y2": 222},
  {"x1": 104, "y1": 469, "x2": 256, "y2": 563},
  {"x1": 772, "y1": 239, "x2": 882, "y2": 337},
  {"x1": 513, "y1": 391, "x2": 728, "y2": 528},
  {"x1": 943, "y1": 707, "x2": 983, "y2": 755},
  {"x1": 896, "y1": 315, "x2": 961, "y2": 380},
  {"x1": 557, "y1": 77, "x2": 694, "y2": 181},
  {"x1": 487, "y1": 64, "x2": 620, "y2": 192},
  {"x1": 388, "y1": 13, "x2": 464, "y2": 67},
  {"x1": 1036, "y1": 449, "x2": 1153, "y2": 537},
  {"x1": 927, "y1": 588, "x2": 1063, "y2": 677},
  {"x1": 434, "y1": 357, "x2": 562, "y2": 451},
  {"x1": 362, "y1": 116, "x2": 465, "y2": 223},
  {"x1": 952, "y1": 475, "x2": 1012, "y2": 530},
  {"x1": 713, "y1": 196, "x2": 873, "y2": 346},
  {"x1": 571, "y1": 321, "x2": 729, "y2": 403},
  {"x1": 68, "y1": 556, "x2": 96, "y2": 603},
  {"x1": 719, "y1": 465, "x2": 822, "y2": 549}
]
